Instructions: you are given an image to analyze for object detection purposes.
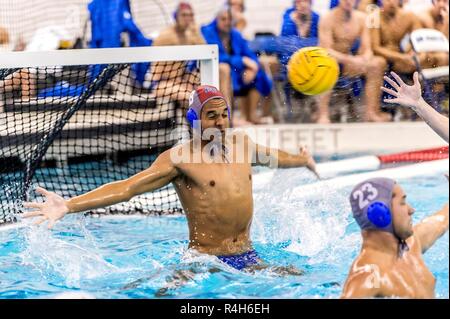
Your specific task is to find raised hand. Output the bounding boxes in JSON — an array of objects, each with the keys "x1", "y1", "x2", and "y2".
[
  {"x1": 381, "y1": 71, "x2": 422, "y2": 109},
  {"x1": 22, "y1": 187, "x2": 70, "y2": 229}
]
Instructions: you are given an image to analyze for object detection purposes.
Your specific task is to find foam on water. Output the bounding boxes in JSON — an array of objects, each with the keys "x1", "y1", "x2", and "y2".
[{"x1": 0, "y1": 161, "x2": 448, "y2": 298}]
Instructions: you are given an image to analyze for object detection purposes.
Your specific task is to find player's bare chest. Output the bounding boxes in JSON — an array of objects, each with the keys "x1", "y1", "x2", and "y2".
[
  {"x1": 178, "y1": 162, "x2": 252, "y2": 190},
  {"x1": 333, "y1": 21, "x2": 361, "y2": 42},
  {"x1": 385, "y1": 256, "x2": 436, "y2": 298},
  {"x1": 381, "y1": 17, "x2": 410, "y2": 43}
]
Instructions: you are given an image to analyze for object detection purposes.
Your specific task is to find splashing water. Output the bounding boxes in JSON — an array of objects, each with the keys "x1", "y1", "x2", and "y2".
[{"x1": 0, "y1": 165, "x2": 448, "y2": 299}]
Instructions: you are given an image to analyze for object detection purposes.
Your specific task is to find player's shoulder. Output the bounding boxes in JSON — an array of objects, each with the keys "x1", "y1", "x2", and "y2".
[
  {"x1": 402, "y1": 9, "x2": 420, "y2": 21},
  {"x1": 321, "y1": 10, "x2": 335, "y2": 23},
  {"x1": 354, "y1": 10, "x2": 367, "y2": 20},
  {"x1": 415, "y1": 10, "x2": 433, "y2": 26},
  {"x1": 162, "y1": 141, "x2": 192, "y2": 164},
  {"x1": 351, "y1": 253, "x2": 383, "y2": 275},
  {"x1": 351, "y1": 246, "x2": 395, "y2": 276},
  {"x1": 342, "y1": 257, "x2": 383, "y2": 298}
]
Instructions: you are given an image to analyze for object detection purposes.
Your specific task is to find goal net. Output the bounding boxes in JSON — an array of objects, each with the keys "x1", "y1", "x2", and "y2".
[{"x1": 0, "y1": 45, "x2": 219, "y2": 225}]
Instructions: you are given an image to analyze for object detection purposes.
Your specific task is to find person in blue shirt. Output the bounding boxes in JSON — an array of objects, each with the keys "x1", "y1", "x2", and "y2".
[
  {"x1": 278, "y1": 1, "x2": 321, "y2": 89},
  {"x1": 201, "y1": 6, "x2": 273, "y2": 125},
  {"x1": 281, "y1": 0, "x2": 320, "y2": 39}
]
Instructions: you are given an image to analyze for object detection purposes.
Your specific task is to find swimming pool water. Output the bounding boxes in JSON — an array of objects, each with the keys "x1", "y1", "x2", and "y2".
[{"x1": 0, "y1": 166, "x2": 448, "y2": 299}]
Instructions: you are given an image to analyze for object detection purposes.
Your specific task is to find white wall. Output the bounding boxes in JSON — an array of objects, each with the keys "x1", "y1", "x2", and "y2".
[{"x1": 0, "y1": 0, "x2": 434, "y2": 47}]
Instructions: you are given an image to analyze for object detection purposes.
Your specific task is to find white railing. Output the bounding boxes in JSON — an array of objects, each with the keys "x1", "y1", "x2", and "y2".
[{"x1": 0, "y1": 45, "x2": 220, "y2": 88}]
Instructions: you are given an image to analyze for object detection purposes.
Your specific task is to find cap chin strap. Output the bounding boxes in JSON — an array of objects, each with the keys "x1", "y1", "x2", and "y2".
[
  {"x1": 210, "y1": 141, "x2": 230, "y2": 163},
  {"x1": 398, "y1": 239, "x2": 410, "y2": 258},
  {"x1": 391, "y1": 222, "x2": 410, "y2": 258},
  {"x1": 367, "y1": 201, "x2": 409, "y2": 258}
]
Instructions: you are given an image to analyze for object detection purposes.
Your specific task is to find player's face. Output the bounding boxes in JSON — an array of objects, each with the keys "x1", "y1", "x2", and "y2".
[
  {"x1": 177, "y1": 8, "x2": 194, "y2": 29},
  {"x1": 433, "y1": 0, "x2": 449, "y2": 13},
  {"x1": 201, "y1": 99, "x2": 230, "y2": 138},
  {"x1": 340, "y1": 0, "x2": 356, "y2": 11},
  {"x1": 295, "y1": 0, "x2": 312, "y2": 15},
  {"x1": 391, "y1": 184, "x2": 415, "y2": 240},
  {"x1": 229, "y1": 0, "x2": 244, "y2": 13},
  {"x1": 383, "y1": 0, "x2": 401, "y2": 13},
  {"x1": 217, "y1": 11, "x2": 232, "y2": 33}
]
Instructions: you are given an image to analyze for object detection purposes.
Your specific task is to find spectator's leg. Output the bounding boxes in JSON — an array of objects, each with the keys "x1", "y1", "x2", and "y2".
[
  {"x1": 341, "y1": 56, "x2": 390, "y2": 122},
  {"x1": 419, "y1": 52, "x2": 449, "y2": 111},
  {"x1": 392, "y1": 57, "x2": 416, "y2": 75},
  {"x1": 364, "y1": 56, "x2": 390, "y2": 122},
  {"x1": 240, "y1": 94, "x2": 251, "y2": 120},
  {"x1": 247, "y1": 88, "x2": 261, "y2": 124},
  {"x1": 235, "y1": 88, "x2": 261, "y2": 125},
  {"x1": 236, "y1": 96, "x2": 251, "y2": 125},
  {"x1": 155, "y1": 80, "x2": 192, "y2": 106},
  {"x1": 258, "y1": 55, "x2": 279, "y2": 79},
  {"x1": 261, "y1": 95, "x2": 272, "y2": 117},
  {"x1": 317, "y1": 91, "x2": 333, "y2": 124},
  {"x1": 257, "y1": 56, "x2": 278, "y2": 122},
  {"x1": 19, "y1": 69, "x2": 36, "y2": 101},
  {"x1": 2, "y1": 69, "x2": 36, "y2": 101},
  {"x1": 219, "y1": 63, "x2": 233, "y2": 105}
]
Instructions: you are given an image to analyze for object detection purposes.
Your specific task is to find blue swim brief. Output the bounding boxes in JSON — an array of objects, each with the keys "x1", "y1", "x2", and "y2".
[{"x1": 217, "y1": 250, "x2": 260, "y2": 270}]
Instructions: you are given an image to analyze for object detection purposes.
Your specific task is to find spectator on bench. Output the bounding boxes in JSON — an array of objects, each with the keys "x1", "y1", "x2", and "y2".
[
  {"x1": 276, "y1": 0, "x2": 320, "y2": 121},
  {"x1": 202, "y1": 6, "x2": 273, "y2": 125},
  {"x1": 151, "y1": 2, "x2": 205, "y2": 107},
  {"x1": 0, "y1": 26, "x2": 9, "y2": 46},
  {"x1": 371, "y1": 0, "x2": 449, "y2": 118},
  {"x1": 370, "y1": 0, "x2": 423, "y2": 75},
  {"x1": 0, "y1": 27, "x2": 35, "y2": 102},
  {"x1": 318, "y1": 0, "x2": 389, "y2": 123},
  {"x1": 281, "y1": 0, "x2": 320, "y2": 39},
  {"x1": 416, "y1": 0, "x2": 449, "y2": 109},
  {"x1": 418, "y1": 0, "x2": 448, "y2": 47}
]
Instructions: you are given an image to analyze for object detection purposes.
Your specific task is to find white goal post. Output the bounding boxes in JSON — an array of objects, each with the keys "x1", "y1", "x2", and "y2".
[{"x1": 0, "y1": 44, "x2": 220, "y2": 88}]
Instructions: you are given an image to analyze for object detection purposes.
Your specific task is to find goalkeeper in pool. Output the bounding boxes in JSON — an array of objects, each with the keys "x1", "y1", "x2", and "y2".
[{"x1": 23, "y1": 85, "x2": 319, "y2": 272}]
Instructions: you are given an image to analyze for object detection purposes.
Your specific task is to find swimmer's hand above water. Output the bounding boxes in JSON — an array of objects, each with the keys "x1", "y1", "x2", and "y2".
[
  {"x1": 22, "y1": 187, "x2": 69, "y2": 229},
  {"x1": 382, "y1": 71, "x2": 449, "y2": 143},
  {"x1": 22, "y1": 150, "x2": 179, "y2": 229},
  {"x1": 382, "y1": 71, "x2": 422, "y2": 108}
]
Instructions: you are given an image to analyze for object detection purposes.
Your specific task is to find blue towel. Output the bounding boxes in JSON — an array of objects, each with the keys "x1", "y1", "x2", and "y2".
[{"x1": 88, "y1": 0, "x2": 152, "y2": 85}]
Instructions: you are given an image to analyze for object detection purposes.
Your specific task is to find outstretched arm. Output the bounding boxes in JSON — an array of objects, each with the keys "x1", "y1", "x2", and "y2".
[
  {"x1": 382, "y1": 71, "x2": 449, "y2": 143},
  {"x1": 23, "y1": 149, "x2": 179, "y2": 228},
  {"x1": 414, "y1": 201, "x2": 449, "y2": 254}
]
